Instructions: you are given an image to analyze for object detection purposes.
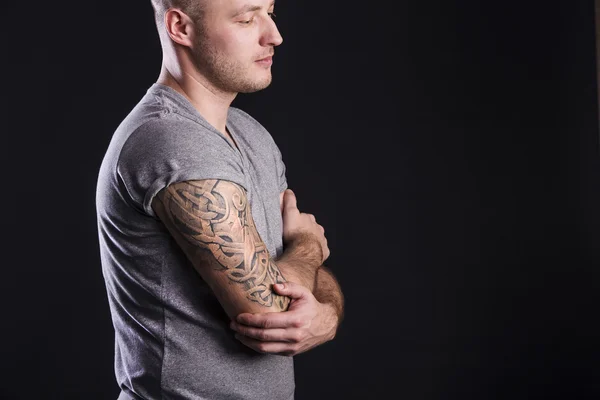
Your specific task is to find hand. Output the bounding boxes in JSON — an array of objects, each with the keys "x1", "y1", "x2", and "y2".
[
  {"x1": 230, "y1": 281, "x2": 338, "y2": 356},
  {"x1": 281, "y1": 189, "x2": 330, "y2": 263}
]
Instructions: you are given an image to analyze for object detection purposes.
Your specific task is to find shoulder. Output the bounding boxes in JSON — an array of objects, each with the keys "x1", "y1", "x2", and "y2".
[
  {"x1": 117, "y1": 114, "x2": 238, "y2": 171},
  {"x1": 123, "y1": 114, "x2": 225, "y2": 153}
]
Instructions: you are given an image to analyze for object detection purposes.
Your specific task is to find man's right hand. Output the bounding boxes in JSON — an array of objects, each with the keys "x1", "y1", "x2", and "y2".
[{"x1": 281, "y1": 189, "x2": 330, "y2": 263}]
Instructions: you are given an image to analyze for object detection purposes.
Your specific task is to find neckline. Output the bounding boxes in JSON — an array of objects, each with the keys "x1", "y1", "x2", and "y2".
[
  {"x1": 225, "y1": 125, "x2": 243, "y2": 156},
  {"x1": 150, "y1": 83, "x2": 243, "y2": 158}
]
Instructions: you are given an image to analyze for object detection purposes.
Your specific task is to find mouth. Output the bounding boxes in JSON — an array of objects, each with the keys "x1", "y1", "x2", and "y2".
[{"x1": 256, "y1": 56, "x2": 273, "y2": 66}]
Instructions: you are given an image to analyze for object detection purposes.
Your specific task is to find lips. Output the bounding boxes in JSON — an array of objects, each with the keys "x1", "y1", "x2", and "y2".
[{"x1": 256, "y1": 55, "x2": 273, "y2": 61}]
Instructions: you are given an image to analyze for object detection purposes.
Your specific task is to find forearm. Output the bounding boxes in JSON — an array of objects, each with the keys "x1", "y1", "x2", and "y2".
[
  {"x1": 275, "y1": 261, "x2": 317, "y2": 292},
  {"x1": 274, "y1": 233, "x2": 322, "y2": 292},
  {"x1": 271, "y1": 228, "x2": 343, "y2": 324},
  {"x1": 276, "y1": 256, "x2": 344, "y2": 325},
  {"x1": 313, "y1": 266, "x2": 344, "y2": 325}
]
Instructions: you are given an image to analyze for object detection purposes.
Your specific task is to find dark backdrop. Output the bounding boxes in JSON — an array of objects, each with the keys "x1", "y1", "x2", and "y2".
[{"x1": 3, "y1": 0, "x2": 600, "y2": 399}]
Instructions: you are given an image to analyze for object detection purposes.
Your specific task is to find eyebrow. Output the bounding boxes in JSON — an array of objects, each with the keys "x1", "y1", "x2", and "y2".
[{"x1": 233, "y1": 0, "x2": 275, "y2": 16}]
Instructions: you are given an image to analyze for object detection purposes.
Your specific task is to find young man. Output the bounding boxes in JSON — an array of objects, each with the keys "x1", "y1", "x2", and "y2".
[{"x1": 95, "y1": 0, "x2": 344, "y2": 398}]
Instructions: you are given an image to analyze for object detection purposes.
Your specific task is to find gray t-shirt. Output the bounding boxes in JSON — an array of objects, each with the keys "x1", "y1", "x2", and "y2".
[{"x1": 96, "y1": 83, "x2": 293, "y2": 400}]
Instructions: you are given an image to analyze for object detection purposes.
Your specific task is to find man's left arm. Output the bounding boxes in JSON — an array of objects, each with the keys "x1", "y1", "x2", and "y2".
[{"x1": 313, "y1": 265, "x2": 344, "y2": 329}]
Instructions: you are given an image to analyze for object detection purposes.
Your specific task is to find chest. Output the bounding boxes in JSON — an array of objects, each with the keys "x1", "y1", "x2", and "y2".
[{"x1": 228, "y1": 130, "x2": 283, "y2": 257}]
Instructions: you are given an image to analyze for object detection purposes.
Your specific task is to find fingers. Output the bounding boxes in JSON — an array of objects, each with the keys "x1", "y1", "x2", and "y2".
[
  {"x1": 236, "y1": 309, "x2": 304, "y2": 329},
  {"x1": 230, "y1": 322, "x2": 305, "y2": 343},
  {"x1": 282, "y1": 189, "x2": 297, "y2": 212},
  {"x1": 234, "y1": 335, "x2": 300, "y2": 356},
  {"x1": 281, "y1": 190, "x2": 328, "y2": 260},
  {"x1": 272, "y1": 281, "x2": 309, "y2": 300}
]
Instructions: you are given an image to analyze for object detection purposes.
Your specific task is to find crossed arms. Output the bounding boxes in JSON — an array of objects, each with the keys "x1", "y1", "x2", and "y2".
[{"x1": 151, "y1": 179, "x2": 344, "y2": 355}]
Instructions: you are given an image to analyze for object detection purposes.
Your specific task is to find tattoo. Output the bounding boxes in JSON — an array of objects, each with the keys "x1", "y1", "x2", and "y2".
[{"x1": 162, "y1": 179, "x2": 289, "y2": 309}]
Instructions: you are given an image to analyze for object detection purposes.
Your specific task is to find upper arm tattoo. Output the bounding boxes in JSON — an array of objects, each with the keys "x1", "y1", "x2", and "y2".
[{"x1": 160, "y1": 179, "x2": 289, "y2": 310}]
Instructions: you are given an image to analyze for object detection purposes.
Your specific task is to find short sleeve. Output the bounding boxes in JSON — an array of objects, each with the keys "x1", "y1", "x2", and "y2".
[{"x1": 117, "y1": 118, "x2": 247, "y2": 218}]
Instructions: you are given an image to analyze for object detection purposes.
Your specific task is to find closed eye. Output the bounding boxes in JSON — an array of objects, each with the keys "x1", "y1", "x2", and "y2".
[{"x1": 240, "y1": 12, "x2": 276, "y2": 25}]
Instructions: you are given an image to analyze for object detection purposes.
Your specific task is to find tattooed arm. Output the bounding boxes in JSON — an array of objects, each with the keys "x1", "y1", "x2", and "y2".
[
  {"x1": 228, "y1": 190, "x2": 342, "y2": 356},
  {"x1": 151, "y1": 179, "x2": 323, "y2": 319}
]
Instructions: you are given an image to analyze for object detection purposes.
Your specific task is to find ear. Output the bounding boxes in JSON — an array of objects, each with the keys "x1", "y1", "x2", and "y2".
[{"x1": 164, "y1": 8, "x2": 196, "y2": 48}]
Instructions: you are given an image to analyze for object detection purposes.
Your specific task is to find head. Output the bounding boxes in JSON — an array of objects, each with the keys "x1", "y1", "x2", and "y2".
[{"x1": 151, "y1": 0, "x2": 283, "y2": 94}]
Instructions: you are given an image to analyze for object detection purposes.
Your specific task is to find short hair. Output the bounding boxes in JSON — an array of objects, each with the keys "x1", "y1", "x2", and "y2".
[{"x1": 150, "y1": 0, "x2": 205, "y2": 29}]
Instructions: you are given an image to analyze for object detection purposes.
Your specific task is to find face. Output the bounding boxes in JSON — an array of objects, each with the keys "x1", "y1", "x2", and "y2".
[{"x1": 189, "y1": 0, "x2": 283, "y2": 94}]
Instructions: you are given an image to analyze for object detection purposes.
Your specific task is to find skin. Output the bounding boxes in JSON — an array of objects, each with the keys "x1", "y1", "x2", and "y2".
[
  {"x1": 156, "y1": 0, "x2": 282, "y2": 137},
  {"x1": 151, "y1": 0, "x2": 345, "y2": 356},
  {"x1": 232, "y1": 191, "x2": 344, "y2": 356},
  {"x1": 153, "y1": 180, "x2": 292, "y2": 318}
]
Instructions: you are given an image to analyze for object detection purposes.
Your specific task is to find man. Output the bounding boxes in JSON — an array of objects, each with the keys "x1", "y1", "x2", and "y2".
[{"x1": 95, "y1": 0, "x2": 344, "y2": 398}]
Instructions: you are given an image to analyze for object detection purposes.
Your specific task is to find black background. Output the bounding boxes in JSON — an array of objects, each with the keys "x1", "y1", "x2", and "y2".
[{"x1": 3, "y1": 0, "x2": 600, "y2": 399}]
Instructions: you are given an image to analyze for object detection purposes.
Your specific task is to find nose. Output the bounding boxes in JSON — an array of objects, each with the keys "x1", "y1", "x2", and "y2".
[{"x1": 261, "y1": 15, "x2": 283, "y2": 47}]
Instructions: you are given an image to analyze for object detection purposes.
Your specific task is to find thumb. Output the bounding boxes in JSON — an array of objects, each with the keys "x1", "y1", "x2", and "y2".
[
  {"x1": 273, "y1": 281, "x2": 307, "y2": 300},
  {"x1": 282, "y1": 189, "x2": 297, "y2": 212}
]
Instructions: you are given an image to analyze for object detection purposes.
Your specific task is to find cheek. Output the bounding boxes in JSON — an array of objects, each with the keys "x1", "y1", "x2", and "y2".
[
  {"x1": 212, "y1": 25, "x2": 243, "y2": 44},
  {"x1": 221, "y1": 29, "x2": 255, "y2": 58}
]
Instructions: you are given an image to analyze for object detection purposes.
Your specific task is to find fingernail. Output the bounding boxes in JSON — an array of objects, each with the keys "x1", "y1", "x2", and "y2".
[{"x1": 275, "y1": 283, "x2": 284, "y2": 289}]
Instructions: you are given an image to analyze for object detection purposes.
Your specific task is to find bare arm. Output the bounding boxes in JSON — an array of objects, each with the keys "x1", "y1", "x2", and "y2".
[
  {"x1": 275, "y1": 262, "x2": 344, "y2": 328},
  {"x1": 314, "y1": 267, "x2": 344, "y2": 327},
  {"x1": 276, "y1": 192, "x2": 344, "y2": 323},
  {"x1": 151, "y1": 179, "x2": 321, "y2": 320},
  {"x1": 228, "y1": 190, "x2": 343, "y2": 355},
  {"x1": 274, "y1": 237, "x2": 319, "y2": 292}
]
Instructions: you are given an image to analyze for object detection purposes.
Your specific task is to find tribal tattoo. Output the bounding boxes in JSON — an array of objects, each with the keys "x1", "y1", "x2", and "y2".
[{"x1": 161, "y1": 180, "x2": 290, "y2": 310}]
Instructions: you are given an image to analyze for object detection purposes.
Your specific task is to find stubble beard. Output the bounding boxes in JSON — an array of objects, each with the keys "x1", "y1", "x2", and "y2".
[{"x1": 191, "y1": 27, "x2": 272, "y2": 94}]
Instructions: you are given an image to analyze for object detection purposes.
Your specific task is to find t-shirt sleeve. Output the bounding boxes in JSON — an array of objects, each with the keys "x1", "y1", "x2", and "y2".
[{"x1": 117, "y1": 118, "x2": 247, "y2": 218}]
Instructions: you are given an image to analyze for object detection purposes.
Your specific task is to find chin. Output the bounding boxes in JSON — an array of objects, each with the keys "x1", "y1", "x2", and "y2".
[{"x1": 236, "y1": 76, "x2": 273, "y2": 93}]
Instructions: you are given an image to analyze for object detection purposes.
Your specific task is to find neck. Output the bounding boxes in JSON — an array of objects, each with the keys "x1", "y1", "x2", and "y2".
[{"x1": 156, "y1": 63, "x2": 237, "y2": 135}]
